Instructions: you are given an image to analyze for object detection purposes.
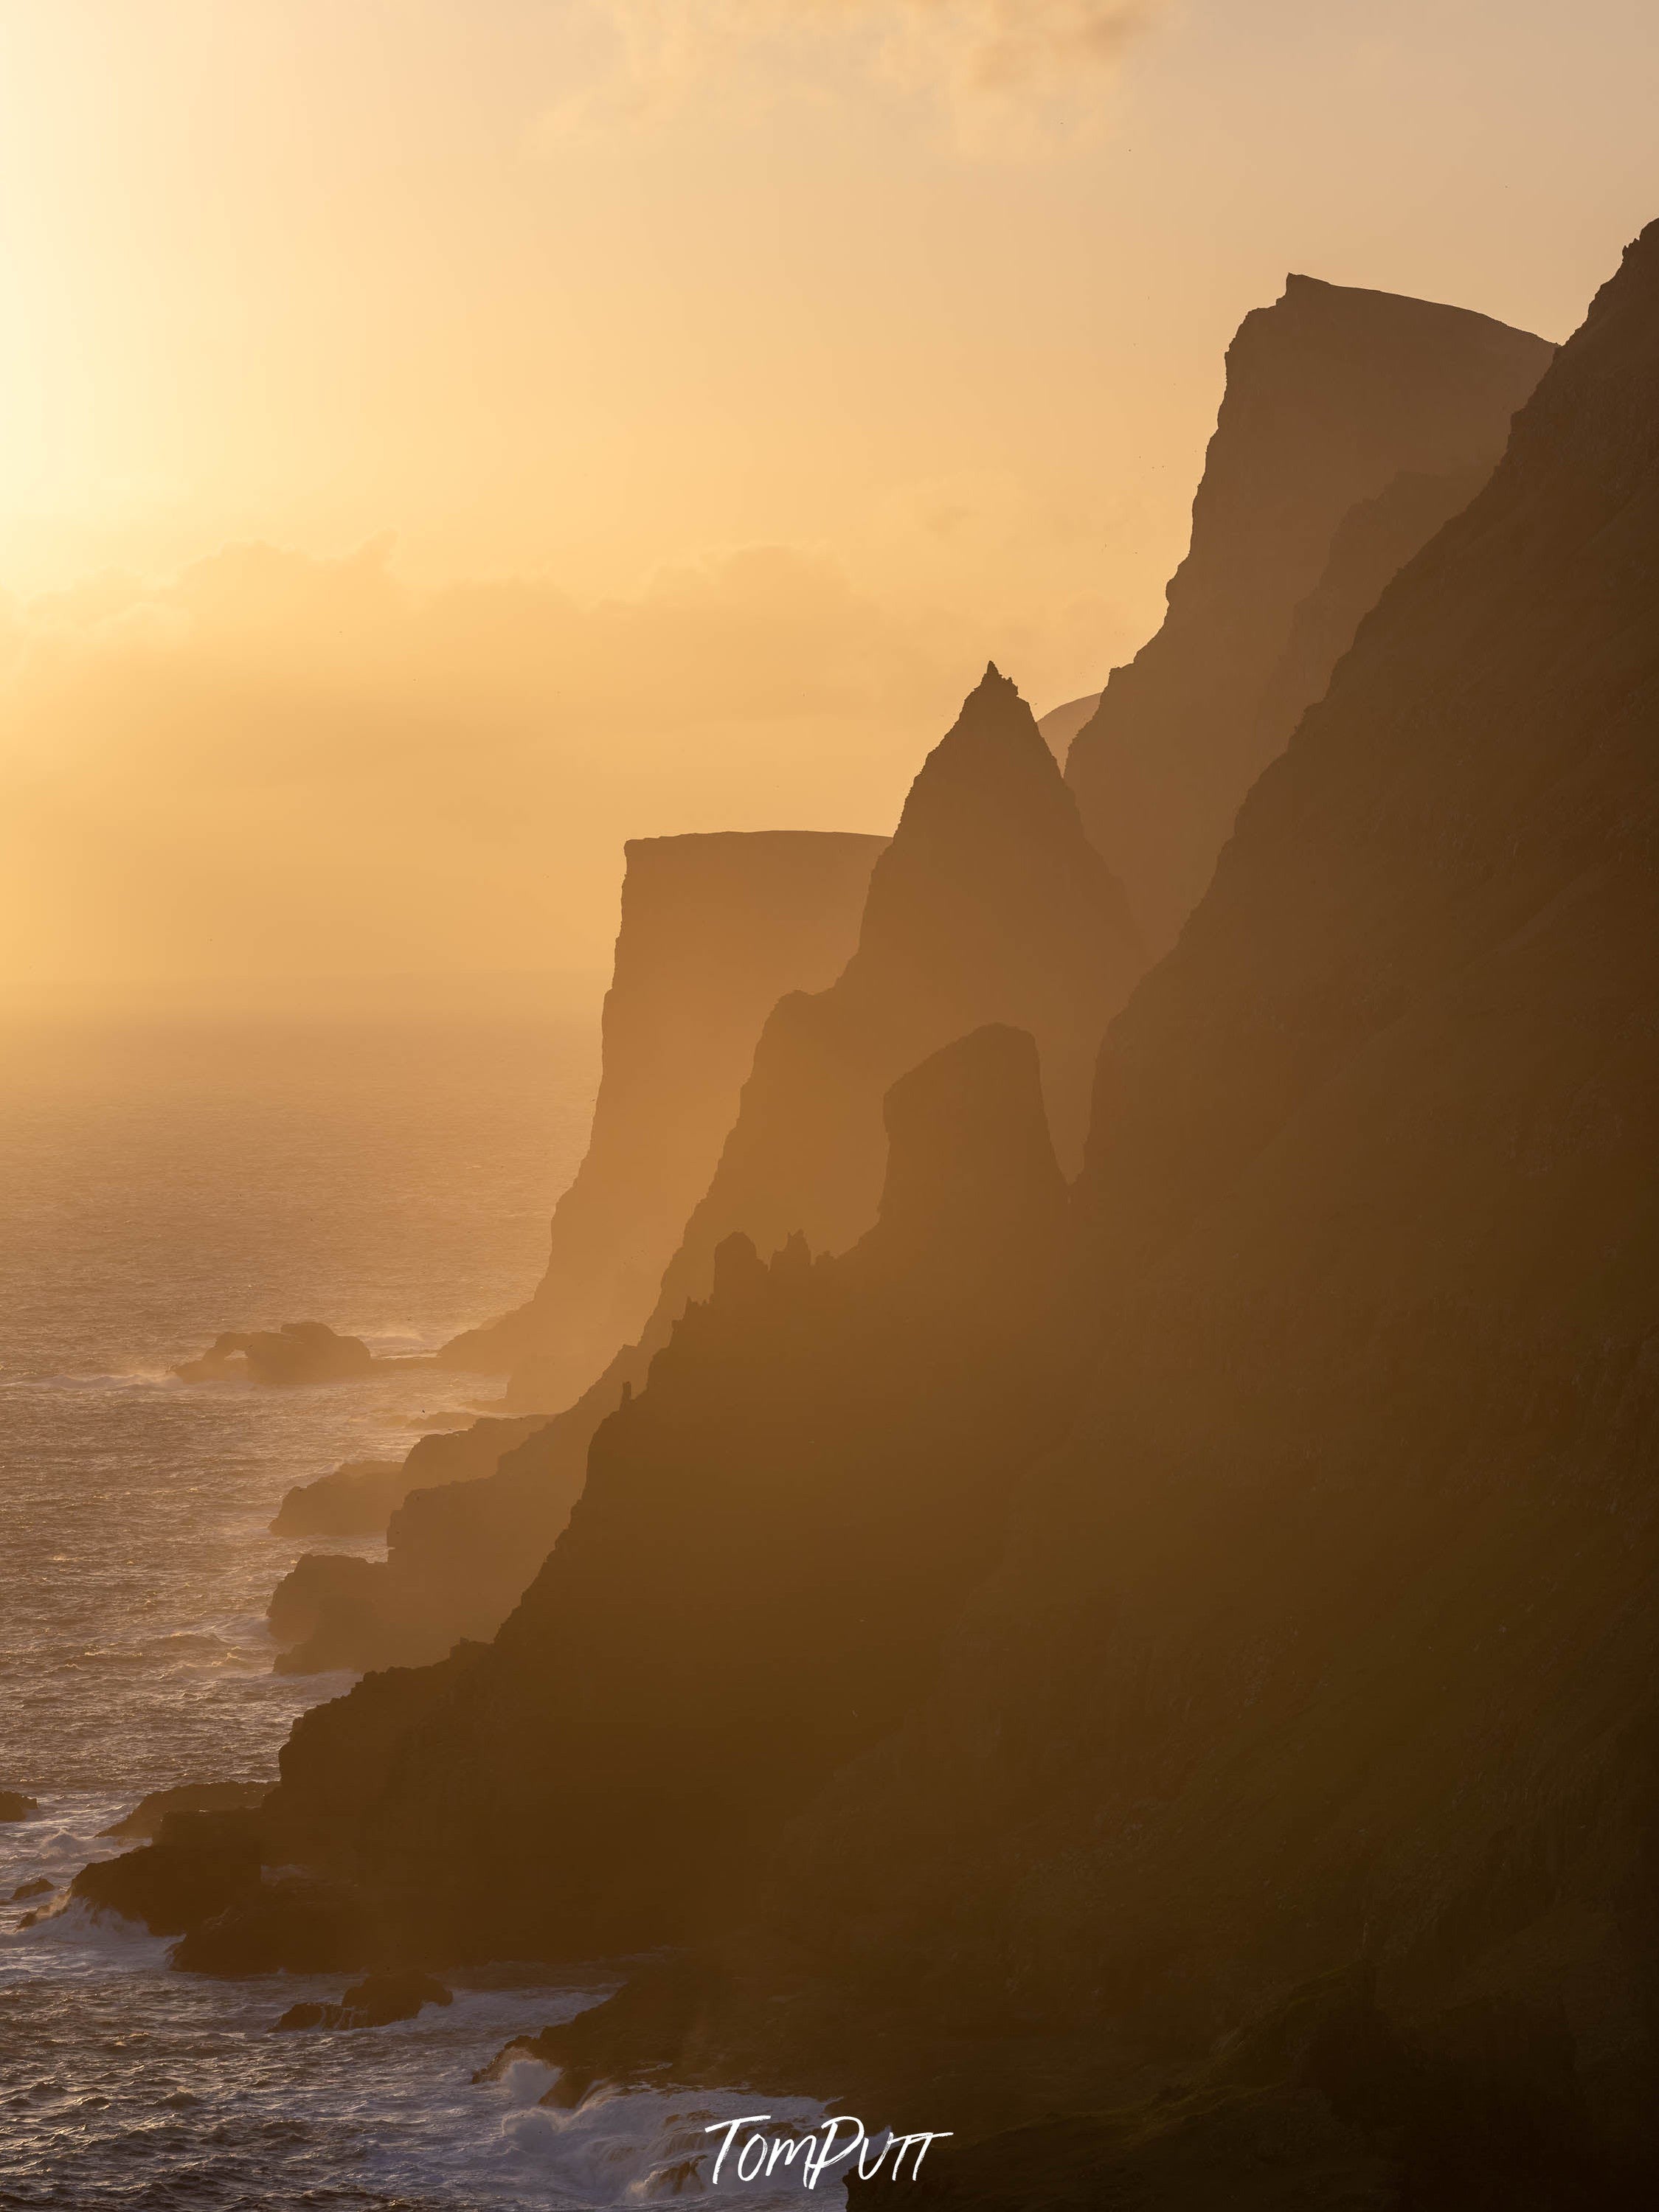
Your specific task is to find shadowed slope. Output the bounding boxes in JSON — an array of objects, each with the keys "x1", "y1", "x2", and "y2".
[
  {"x1": 1066, "y1": 274, "x2": 1554, "y2": 956},
  {"x1": 266, "y1": 671, "x2": 1137, "y2": 1677},
  {"x1": 690, "y1": 218, "x2": 1659, "y2": 2199},
  {"x1": 246, "y1": 1026, "x2": 1076, "y2": 1963}
]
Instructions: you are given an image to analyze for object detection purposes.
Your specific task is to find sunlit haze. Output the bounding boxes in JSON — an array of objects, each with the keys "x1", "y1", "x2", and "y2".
[{"x1": 1, "y1": 0, "x2": 1654, "y2": 1005}]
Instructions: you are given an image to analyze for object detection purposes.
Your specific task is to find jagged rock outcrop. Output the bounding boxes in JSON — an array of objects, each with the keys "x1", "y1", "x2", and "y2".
[
  {"x1": 269, "y1": 1415, "x2": 550, "y2": 1563},
  {"x1": 270, "y1": 1459, "x2": 406, "y2": 1539},
  {"x1": 1066, "y1": 274, "x2": 1554, "y2": 957},
  {"x1": 266, "y1": 1416, "x2": 587, "y2": 1673},
  {"x1": 272, "y1": 670, "x2": 1138, "y2": 1677},
  {"x1": 136, "y1": 1027, "x2": 1077, "y2": 1966},
  {"x1": 100, "y1": 1781, "x2": 266, "y2": 1840},
  {"x1": 438, "y1": 831, "x2": 885, "y2": 1397},
  {"x1": 0, "y1": 1791, "x2": 38, "y2": 1822},
  {"x1": 620, "y1": 664, "x2": 1137, "y2": 1366},
  {"x1": 643, "y1": 218, "x2": 1659, "y2": 2197},
  {"x1": 274, "y1": 1970, "x2": 451, "y2": 2031}
]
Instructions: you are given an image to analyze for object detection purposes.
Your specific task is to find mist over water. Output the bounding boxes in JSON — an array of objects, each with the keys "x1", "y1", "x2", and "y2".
[{"x1": 0, "y1": 1016, "x2": 821, "y2": 2207}]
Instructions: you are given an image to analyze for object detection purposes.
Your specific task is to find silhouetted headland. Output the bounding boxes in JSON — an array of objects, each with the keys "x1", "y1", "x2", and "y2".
[
  {"x1": 1066, "y1": 273, "x2": 1554, "y2": 956},
  {"x1": 74, "y1": 216, "x2": 1659, "y2": 2208}
]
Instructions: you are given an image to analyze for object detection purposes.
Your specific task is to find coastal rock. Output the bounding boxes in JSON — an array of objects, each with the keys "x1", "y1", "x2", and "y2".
[
  {"x1": 314, "y1": 222, "x2": 1659, "y2": 2204},
  {"x1": 438, "y1": 830, "x2": 885, "y2": 1399},
  {"x1": 175, "y1": 1321, "x2": 381, "y2": 1385},
  {"x1": 1066, "y1": 274, "x2": 1554, "y2": 956},
  {"x1": 11, "y1": 1877, "x2": 52, "y2": 1901},
  {"x1": 0, "y1": 1791, "x2": 39, "y2": 1821},
  {"x1": 262, "y1": 1024, "x2": 1076, "y2": 1962},
  {"x1": 266, "y1": 1415, "x2": 583, "y2": 1672},
  {"x1": 269, "y1": 1412, "x2": 553, "y2": 1550},
  {"x1": 100, "y1": 1781, "x2": 268, "y2": 1840},
  {"x1": 269, "y1": 1459, "x2": 406, "y2": 1539},
  {"x1": 171, "y1": 1870, "x2": 380, "y2": 1977},
  {"x1": 1034, "y1": 690, "x2": 1099, "y2": 764},
  {"x1": 271, "y1": 670, "x2": 1137, "y2": 1679},
  {"x1": 697, "y1": 218, "x2": 1659, "y2": 2184},
  {"x1": 274, "y1": 1970, "x2": 451, "y2": 2031},
  {"x1": 72, "y1": 1809, "x2": 263, "y2": 1935}
]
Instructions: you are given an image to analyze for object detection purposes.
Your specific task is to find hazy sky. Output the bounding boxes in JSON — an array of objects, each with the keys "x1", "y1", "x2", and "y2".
[{"x1": 1, "y1": 0, "x2": 1655, "y2": 1003}]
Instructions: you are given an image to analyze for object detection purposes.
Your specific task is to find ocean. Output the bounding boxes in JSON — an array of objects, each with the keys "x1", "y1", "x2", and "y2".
[{"x1": 0, "y1": 1016, "x2": 832, "y2": 2209}]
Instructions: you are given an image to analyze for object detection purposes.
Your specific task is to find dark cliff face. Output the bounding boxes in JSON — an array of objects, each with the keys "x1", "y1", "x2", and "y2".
[
  {"x1": 441, "y1": 829, "x2": 884, "y2": 1397},
  {"x1": 264, "y1": 1025, "x2": 1076, "y2": 1963},
  {"x1": 1066, "y1": 274, "x2": 1554, "y2": 958},
  {"x1": 725, "y1": 220, "x2": 1659, "y2": 2192},
  {"x1": 215, "y1": 226, "x2": 1659, "y2": 2198}
]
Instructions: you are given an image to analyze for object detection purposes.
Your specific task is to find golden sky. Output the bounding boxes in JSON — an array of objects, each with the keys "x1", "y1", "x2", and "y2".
[{"x1": 1, "y1": 0, "x2": 1655, "y2": 1005}]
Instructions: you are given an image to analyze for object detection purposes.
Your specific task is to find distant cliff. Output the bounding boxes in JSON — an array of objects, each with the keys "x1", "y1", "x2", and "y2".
[
  {"x1": 268, "y1": 669, "x2": 1139, "y2": 1671},
  {"x1": 440, "y1": 830, "x2": 884, "y2": 1398},
  {"x1": 1066, "y1": 274, "x2": 1554, "y2": 957},
  {"x1": 614, "y1": 664, "x2": 1138, "y2": 1387}
]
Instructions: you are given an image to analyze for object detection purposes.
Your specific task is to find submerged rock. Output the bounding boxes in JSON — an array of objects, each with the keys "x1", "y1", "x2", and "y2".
[
  {"x1": 0, "y1": 1791, "x2": 38, "y2": 1822},
  {"x1": 100, "y1": 1780, "x2": 268, "y2": 1841},
  {"x1": 273, "y1": 1970, "x2": 452, "y2": 2032}
]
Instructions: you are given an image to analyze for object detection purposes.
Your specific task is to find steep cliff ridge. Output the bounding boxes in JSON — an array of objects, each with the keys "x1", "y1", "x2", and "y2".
[
  {"x1": 269, "y1": 673, "x2": 1132, "y2": 1671},
  {"x1": 181, "y1": 1026, "x2": 1076, "y2": 1966},
  {"x1": 440, "y1": 830, "x2": 884, "y2": 1395},
  {"x1": 623, "y1": 663, "x2": 1137, "y2": 1378},
  {"x1": 1066, "y1": 274, "x2": 1554, "y2": 957},
  {"x1": 707, "y1": 219, "x2": 1659, "y2": 2195}
]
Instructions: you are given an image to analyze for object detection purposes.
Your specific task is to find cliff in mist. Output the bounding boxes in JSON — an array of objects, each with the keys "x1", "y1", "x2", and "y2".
[
  {"x1": 1067, "y1": 274, "x2": 1554, "y2": 957},
  {"x1": 620, "y1": 665, "x2": 1137, "y2": 1378},
  {"x1": 269, "y1": 668, "x2": 1137, "y2": 1672},
  {"x1": 690, "y1": 216, "x2": 1659, "y2": 2198},
  {"x1": 187, "y1": 217, "x2": 1659, "y2": 2206},
  {"x1": 263, "y1": 1025, "x2": 1075, "y2": 1960},
  {"x1": 100, "y1": 221, "x2": 1659, "y2": 2204},
  {"x1": 440, "y1": 829, "x2": 884, "y2": 1397}
]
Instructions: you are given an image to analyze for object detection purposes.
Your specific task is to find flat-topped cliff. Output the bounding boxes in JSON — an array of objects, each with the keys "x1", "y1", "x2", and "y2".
[
  {"x1": 1066, "y1": 274, "x2": 1554, "y2": 956},
  {"x1": 441, "y1": 829, "x2": 884, "y2": 1398},
  {"x1": 269, "y1": 668, "x2": 1138, "y2": 1671}
]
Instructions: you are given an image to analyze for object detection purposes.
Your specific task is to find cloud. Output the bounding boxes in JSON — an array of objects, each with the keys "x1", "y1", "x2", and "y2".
[
  {"x1": 536, "y1": 0, "x2": 1160, "y2": 146},
  {"x1": 0, "y1": 535, "x2": 1124, "y2": 1007}
]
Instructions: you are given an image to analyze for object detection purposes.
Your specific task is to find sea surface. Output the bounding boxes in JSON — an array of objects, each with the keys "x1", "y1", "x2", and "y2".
[{"x1": 0, "y1": 1016, "x2": 833, "y2": 2209}]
